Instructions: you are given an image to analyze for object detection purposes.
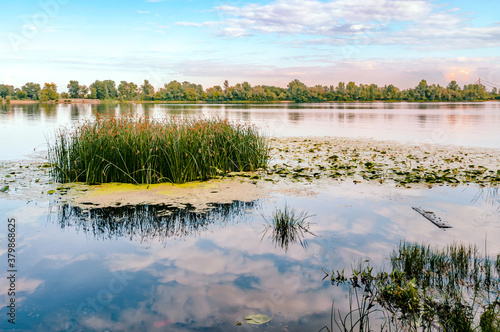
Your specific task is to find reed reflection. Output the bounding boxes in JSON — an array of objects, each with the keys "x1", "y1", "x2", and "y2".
[{"x1": 57, "y1": 200, "x2": 257, "y2": 242}]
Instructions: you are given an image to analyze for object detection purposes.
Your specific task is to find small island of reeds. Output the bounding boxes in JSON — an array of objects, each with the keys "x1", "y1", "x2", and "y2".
[{"x1": 49, "y1": 116, "x2": 269, "y2": 184}]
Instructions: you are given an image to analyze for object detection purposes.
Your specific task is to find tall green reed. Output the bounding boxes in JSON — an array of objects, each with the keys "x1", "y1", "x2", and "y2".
[
  {"x1": 49, "y1": 116, "x2": 269, "y2": 184},
  {"x1": 327, "y1": 242, "x2": 500, "y2": 331}
]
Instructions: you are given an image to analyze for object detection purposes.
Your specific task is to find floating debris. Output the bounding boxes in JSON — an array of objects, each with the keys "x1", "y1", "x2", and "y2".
[{"x1": 412, "y1": 207, "x2": 452, "y2": 228}]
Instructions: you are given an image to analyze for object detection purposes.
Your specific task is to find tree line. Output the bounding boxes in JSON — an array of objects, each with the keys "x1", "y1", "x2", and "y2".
[{"x1": 1, "y1": 79, "x2": 499, "y2": 103}]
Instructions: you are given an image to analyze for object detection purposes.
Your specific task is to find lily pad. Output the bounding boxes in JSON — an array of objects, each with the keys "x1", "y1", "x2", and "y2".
[
  {"x1": 0, "y1": 185, "x2": 9, "y2": 193},
  {"x1": 244, "y1": 314, "x2": 271, "y2": 325}
]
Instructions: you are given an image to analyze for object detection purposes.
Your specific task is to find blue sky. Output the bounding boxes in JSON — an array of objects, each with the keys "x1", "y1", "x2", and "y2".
[{"x1": 1, "y1": 0, "x2": 500, "y2": 91}]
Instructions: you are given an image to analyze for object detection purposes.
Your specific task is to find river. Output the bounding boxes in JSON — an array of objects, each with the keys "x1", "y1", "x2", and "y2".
[{"x1": 0, "y1": 102, "x2": 499, "y2": 331}]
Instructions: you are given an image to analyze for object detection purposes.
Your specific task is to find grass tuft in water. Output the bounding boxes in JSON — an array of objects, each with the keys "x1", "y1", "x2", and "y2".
[
  {"x1": 48, "y1": 116, "x2": 269, "y2": 184},
  {"x1": 262, "y1": 204, "x2": 315, "y2": 251},
  {"x1": 327, "y1": 242, "x2": 500, "y2": 331}
]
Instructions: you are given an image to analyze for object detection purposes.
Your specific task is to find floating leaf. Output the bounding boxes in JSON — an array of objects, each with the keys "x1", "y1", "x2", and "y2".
[
  {"x1": 244, "y1": 314, "x2": 271, "y2": 325},
  {"x1": 47, "y1": 190, "x2": 56, "y2": 195},
  {"x1": 0, "y1": 185, "x2": 9, "y2": 193}
]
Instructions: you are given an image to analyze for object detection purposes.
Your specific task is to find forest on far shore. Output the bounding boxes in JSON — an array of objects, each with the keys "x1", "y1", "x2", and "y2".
[{"x1": 1, "y1": 78, "x2": 499, "y2": 103}]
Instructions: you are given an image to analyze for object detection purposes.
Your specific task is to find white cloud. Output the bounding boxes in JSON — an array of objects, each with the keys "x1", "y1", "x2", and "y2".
[
  {"x1": 179, "y1": 0, "x2": 500, "y2": 50},
  {"x1": 175, "y1": 21, "x2": 220, "y2": 27},
  {"x1": 137, "y1": 10, "x2": 150, "y2": 14}
]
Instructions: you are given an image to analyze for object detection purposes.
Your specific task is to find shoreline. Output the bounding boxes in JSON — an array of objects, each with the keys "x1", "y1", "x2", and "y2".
[
  {"x1": 1, "y1": 136, "x2": 498, "y2": 209},
  {"x1": 3, "y1": 99, "x2": 500, "y2": 106}
]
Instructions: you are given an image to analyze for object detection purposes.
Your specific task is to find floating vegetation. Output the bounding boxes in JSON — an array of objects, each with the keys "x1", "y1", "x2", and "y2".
[
  {"x1": 262, "y1": 137, "x2": 500, "y2": 187},
  {"x1": 262, "y1": 204, "x2": 315, "y2": 251},
  {"x1": 326, "y1": 242, "x2": 500, "y2": 331},
  {"x1": 243, "y1": 314, "x2": 272, "y2": 325},
  {"x1": 48, "y1": 116, "x2": 269, "y2": 184}
]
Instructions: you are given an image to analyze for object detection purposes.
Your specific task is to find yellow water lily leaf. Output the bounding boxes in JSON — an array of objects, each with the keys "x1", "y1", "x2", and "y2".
[{"x1": 244, "y1": 314, "x2": 271, "y2": 325}]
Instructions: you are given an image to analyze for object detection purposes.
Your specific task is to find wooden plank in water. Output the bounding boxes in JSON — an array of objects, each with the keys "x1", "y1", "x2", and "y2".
[{"x1": 412, "y1": 207, "x2": 452, "y2": 228}]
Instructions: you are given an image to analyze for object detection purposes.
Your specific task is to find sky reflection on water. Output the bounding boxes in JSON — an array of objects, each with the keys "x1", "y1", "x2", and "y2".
[{"x1": 1, "y1": 182, "x2": 499, "y2": 331}]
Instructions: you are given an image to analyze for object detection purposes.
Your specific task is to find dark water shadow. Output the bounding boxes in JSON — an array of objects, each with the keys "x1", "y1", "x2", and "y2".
[{"x1": 55, "y1": 201, "x2": 258, "y2": 242}]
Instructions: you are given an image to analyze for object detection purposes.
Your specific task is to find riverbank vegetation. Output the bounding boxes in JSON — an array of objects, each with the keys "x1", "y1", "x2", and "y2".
[
  {"x1": 48, "y1": 117, "x2": 269, "y2": 184},
  {"x1": 2, "y1": 78, "x2": 499, "y2": 104},
  {"x1": 324, "y1": 242, "x2": 500, "y2": 331}
]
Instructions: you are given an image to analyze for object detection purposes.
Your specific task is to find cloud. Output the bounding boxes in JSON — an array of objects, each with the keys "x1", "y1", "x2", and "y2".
[
  {"x1": 175, "y1": 21, "x2": 221, "y2": 27},
  {"x1": 137, "y1": 10, "x2": 150, "y2": 14},
  {"x1": 180, "y1": 0, "x2": 500, "y2": 50}
]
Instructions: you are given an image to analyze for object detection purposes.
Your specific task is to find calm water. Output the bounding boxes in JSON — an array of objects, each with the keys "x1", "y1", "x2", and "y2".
[
  {"x1": 1, "y1": 103, "x2": 499, "y2": 331},
  {"x1": 1, "y1": 102, "x2": 500, "y2": 161}
]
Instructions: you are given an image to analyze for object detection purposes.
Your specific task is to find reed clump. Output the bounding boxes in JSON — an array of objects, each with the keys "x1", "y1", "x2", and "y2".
[
  {"x1": 262, "y1": 204, "x2": 315, "y2": 251},
  {"x1": 327, "y1": 242, "x2": 500, "y2": 331},
  {"x1": 49, "y1": 116, "x2": 269, "y2": 184}
]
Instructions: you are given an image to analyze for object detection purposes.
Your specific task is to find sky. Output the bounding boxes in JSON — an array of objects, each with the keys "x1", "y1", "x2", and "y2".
[{"x1": 1, "y1": 0, "x2": 500, "y2": 91}]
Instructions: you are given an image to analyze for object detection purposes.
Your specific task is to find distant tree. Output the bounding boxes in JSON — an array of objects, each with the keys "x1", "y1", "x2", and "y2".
[
  {"x1": 447, "y1": 80, "x2": 460, "y2": 91},
  {"x1": 16, "y1": 90, "x2": 27, "y2": 100},
  {"x1": 89, "y1": 80, "x2": 117, "y2": 100},
  {"x1": 118, "y1": 81, "x2": 138, "y2": 101},
  {"x1": 40, "y1": 83, "x2": 58, "y2": 102},
  {"x1": 140, "y1": 79, "x2": 155, "y2": 101},
  {"x1": 89, "y1": 87, "x2": 97, "y2": 99},
  {"x1": 60, "y1": 92, "x2": 70, "y2": 99},
  {"x1": 287, "y1": 79, "x2": 309, "y2": 102},
  {"x1": 346, "y1": 81, "x2": 359, "y2": 101},
  {"x1": 164, "y1": 81, "x2": 184, "y2": 101},
  {"x1": 335, "y1": 82, "x2": 347, "y2": 101},
  {"x1": 90, "y1": 80, "x2": 108, "y2": 100},
  {"x1": 79, "y1": 85, "x2": 89, "y2": 98},
  {"x1": 67, "y1": 80, "x2": 80, "y2": 98},
  {"x1": 0, "y1": 84, "x2": 14, "y2": 98},
  {"x1": 415, "y1": 80, "x2": 430, "y2": 101},
  {"x1": 21, "y1": 82, "x2": 41, "y2": 100},
  {"x1": 103, "y1": 80, "x2": 118, "y2": 99}
]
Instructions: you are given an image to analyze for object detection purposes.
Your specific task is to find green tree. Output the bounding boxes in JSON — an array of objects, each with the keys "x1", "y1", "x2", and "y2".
[
  {"x1": 67, "y1": 80, "x2": 80, "y2": 98},
  {"x1": 118, "y1": 81, "x2": 138, "y2": 100},
  {"x1": 415, "y1": 80, "x2": 430, "y2": 101},
  {"x1": 40, "y1": 83, "x2": 58, "y2": 102},
  {"x1": 0, "y1": 85, "x2": 14, "y2": 98},
  {"x1": 103, "y1": 80, "x2": 118, "y2": 99},
  {"x1": 287, "y1": 79, "x2": 309, "y2": 102},
  {"x1": 345, "y1": 81, "x2": 359, "y2": 101},
  {"x1": 447, "y1": 80, "x2": 460, "y2": 91},
  {"x1": 164, "y1": 81, "x2": 184, "y2": 101},
  {"x1": 89, "y1": 87, "x2": 97, "y2": 99},
  {"x1": 16, "y1": 90, "x2": 27, "y2": 100},
  {"x1": 21, "y1": 82, "x2": 41, "y2": 100},
  {"x1": 140, "y1": 80, "x2": 155, "y2": 101},
  {"x1": 79, "y1": 85, "x2": 89, "y2": 98},
  {"x1": 90, "y1": 80, "x2": 108, "y2": 100}
]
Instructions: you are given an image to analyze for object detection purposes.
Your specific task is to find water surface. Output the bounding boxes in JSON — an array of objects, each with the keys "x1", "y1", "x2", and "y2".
[
  {"x1": 0, "y1": 103, "x2": 499, "y2": 331},
  {"x1": 1, "y1": 102, "x2": 500, "y2": 161}
]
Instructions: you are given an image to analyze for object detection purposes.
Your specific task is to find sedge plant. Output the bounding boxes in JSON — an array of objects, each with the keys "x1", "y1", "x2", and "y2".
[{"x1": 48, "y1": 116, "x2": 269, "y2": 184}]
